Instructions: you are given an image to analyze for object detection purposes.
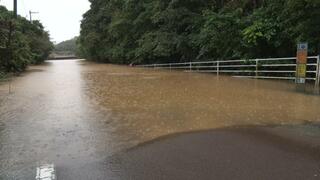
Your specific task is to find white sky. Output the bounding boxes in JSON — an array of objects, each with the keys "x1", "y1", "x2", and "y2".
[{"x1": 0, "y1": 0, "x2": 91, "y2": 43}]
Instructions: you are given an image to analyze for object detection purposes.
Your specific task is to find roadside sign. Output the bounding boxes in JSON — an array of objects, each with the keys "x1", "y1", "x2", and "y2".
[
  {"x1": 297, "y1": 43, "x2": 308, "y2": 51},
  {"x1": 296, "y1": 64, "x2": 306, "y2": 78},
  {"x1": 296, "y1": 43, "x2": 308, "y2": 84},
  {"x1": 297, "y1": 51, "x2": 307, "y2": 64}
]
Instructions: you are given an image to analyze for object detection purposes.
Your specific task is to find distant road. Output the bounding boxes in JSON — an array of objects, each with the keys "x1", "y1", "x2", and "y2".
[{"x1": 47, "y1": 56, "x2": 78, "y2": 60}]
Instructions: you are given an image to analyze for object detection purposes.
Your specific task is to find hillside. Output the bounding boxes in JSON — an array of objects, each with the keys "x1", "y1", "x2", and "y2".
[{"x1": 52, "y1": 37, "x2": 78, "y2": 57}]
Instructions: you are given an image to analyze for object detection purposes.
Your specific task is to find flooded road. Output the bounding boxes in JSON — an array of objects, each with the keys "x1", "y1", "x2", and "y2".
[{"x1": 0, "y1": 59, "x2": 320, "y2": 179}]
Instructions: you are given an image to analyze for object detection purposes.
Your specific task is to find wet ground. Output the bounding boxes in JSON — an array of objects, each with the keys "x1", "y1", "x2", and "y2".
[{"x1": 0, "y1": 59, "x2": 320, "y2": 179}]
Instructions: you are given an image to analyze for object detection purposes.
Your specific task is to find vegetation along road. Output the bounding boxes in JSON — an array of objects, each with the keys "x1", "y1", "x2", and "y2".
[{"x1": 1, "y1": 0, "x2": 320, "y2": 179}]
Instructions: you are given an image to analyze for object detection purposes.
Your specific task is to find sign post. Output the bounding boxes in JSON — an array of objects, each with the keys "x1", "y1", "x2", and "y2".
[{"x1": 296, "y1": 43, "x2": 308, "y2": 84}]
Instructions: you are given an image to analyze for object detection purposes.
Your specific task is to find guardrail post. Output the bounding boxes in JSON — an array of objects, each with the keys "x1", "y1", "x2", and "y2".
[
  {"x1": 316, "y1": 55, "x2": 320, "y2": 86},
  {"x1": 169, "y1": 63, "x2": 172, "y2": 71},
  {"x1": 189, "y1": 62, "x2": 192, "y2": 71},
  {"x1": 255, "y1": 60, "x2": 259, "y2": 78},
  {"x1": 217, "y1": 61, "x2": 220, "y2": 76}
]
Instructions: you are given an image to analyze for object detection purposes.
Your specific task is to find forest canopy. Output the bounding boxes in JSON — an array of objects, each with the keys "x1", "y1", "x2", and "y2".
[
  {"x1": 78, "y1": 0, "x2": 320, "y2": 65},
  {"x1": 0, "y1": 5, "x2": 53, "y2": 74}
]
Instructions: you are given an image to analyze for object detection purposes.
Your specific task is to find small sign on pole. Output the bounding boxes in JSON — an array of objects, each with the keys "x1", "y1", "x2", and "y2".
[{"x1": 296, "y1": 43, "x2": 308, "y2": 84}]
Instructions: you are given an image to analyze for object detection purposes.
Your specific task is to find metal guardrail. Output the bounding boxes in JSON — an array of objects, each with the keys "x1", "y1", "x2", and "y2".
[{"x1": 137, "y1": 56, "x2": 320, "y2": 86}]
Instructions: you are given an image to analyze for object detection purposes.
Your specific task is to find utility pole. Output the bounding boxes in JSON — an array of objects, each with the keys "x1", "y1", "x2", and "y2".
[
  {"x1": 29, "y1": 11, "x2": 39, "y2": 23},
  {"x1": 13, "y1": 0, "x2": 17, "y2": 18}
]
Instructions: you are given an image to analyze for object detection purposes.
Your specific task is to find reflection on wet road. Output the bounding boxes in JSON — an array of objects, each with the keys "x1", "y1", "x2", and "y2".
[{"x1": 0, "y1": 59, "x2": 319, "y2": 179}]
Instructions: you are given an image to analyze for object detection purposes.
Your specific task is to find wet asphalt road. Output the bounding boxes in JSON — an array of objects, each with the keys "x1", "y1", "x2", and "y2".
[
  {"x1": 0, "y1": 59, "x2": 320, "y2": 179},
  {"x1": 102, "y1": 126, "x2": 320, "y2": 180}
]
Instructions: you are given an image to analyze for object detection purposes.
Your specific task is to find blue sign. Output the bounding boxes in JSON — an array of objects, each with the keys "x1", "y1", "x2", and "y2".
[{"x1": 297, "y1": 43, "x2": 308, "y2": 51}]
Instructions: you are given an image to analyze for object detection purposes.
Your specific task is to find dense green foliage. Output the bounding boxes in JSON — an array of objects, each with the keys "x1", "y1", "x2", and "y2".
[
  {"x1": 53, "y1": 37, "x2": 78, "y2": 56},
  {"x1": 79, "y1": 0, "x2": 320, "y2": 64},
  {"x1": 0, "y1": 6, "x2": 53, "y2": 73}
]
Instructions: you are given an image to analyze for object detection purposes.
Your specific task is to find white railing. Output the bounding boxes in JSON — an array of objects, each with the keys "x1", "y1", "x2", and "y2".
[{"x1": 137, "y1": 56, "x2": 320, "y2": 86}]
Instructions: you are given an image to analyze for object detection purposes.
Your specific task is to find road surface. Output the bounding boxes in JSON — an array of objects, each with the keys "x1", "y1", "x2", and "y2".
[{"x1": 0, "y1": 59, "x2": 319, "y2": 179}]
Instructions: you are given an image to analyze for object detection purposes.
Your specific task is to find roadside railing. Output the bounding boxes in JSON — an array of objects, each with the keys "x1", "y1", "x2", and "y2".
[{"x1": 137, "y1": 56, "x2": 320, "y2": 86}]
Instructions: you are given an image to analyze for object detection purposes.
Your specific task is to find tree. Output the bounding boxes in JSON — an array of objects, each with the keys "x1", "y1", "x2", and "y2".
[
  {"x1": 0, "y1": 5, "x2": 53, "y2": 73},
  {"x1": 54, "y1": 37, "x2": 78, "y2": 56},
  {"x1": 78, "y1": 0, "x2": 320, "y2": 64}
]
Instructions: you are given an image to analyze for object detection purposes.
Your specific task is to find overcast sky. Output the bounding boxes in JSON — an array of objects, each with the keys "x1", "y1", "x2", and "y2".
[{"x1": 0, "y1": 0, "x2": 91, "y2": 43}]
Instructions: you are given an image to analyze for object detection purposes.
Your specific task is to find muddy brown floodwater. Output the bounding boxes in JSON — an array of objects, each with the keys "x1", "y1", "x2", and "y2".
[{"x1": 0, "y1": 59, "x2": 320, "y2": 179}]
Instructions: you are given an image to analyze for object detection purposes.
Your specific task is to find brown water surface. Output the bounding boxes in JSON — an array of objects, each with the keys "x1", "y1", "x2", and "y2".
[{"x1": 0, "y1": 59, "x2": 319, "y2": 178}]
